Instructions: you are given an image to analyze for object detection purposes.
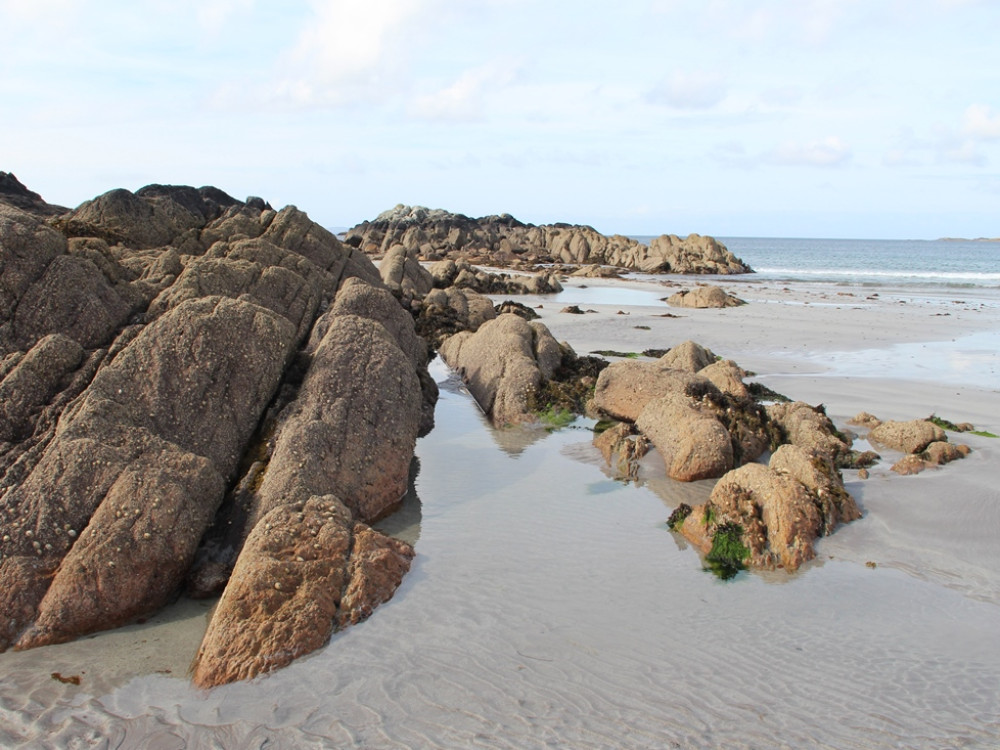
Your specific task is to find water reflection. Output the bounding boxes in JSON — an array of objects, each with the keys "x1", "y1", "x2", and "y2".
[{"x1": 373, "y1": 456, "x2": 423, "y2": 546}]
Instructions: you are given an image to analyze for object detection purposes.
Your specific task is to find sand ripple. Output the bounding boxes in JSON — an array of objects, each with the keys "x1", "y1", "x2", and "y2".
[{"x1": 2, "y1": 378, "x2": 999, "y2": 749}]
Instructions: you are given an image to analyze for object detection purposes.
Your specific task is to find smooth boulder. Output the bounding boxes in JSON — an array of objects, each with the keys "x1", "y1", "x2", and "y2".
[{"x1": 439, "y1": 314, "x2": 563, "y2": 427}]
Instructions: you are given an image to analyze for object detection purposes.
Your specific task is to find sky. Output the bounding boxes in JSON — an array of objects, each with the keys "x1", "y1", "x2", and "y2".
[{"x1": 2, "y1": 0, "x2": 999, "y2": 239}]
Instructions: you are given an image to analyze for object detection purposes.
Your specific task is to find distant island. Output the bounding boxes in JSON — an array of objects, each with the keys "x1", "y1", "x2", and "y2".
[{"x1": 938, "y1": 237, "x2": 1000, "y2": 242}]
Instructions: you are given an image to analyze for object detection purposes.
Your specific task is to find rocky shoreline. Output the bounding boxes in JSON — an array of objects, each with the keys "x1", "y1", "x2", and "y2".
[
  {"x1": 0, "y1": 174, "x2": 433, "y2": 686},
  {"x1": 0, "y1": 173, "x2": 979, "y2": 687},
  {"x1": 346, "y1": 204, "x2": 752, "y2": 275}
]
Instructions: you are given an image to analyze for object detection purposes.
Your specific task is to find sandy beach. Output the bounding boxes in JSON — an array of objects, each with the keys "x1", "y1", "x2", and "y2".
[{"x1": 2, "y1": 274, "x2": 998, "y2": 749}]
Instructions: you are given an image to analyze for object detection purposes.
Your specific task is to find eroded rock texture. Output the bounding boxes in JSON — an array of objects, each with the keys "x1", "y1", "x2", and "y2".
[
  {"x1": 0, "y1": 176, "x2": 431, "y2": 683},
  {"x1": 591, "y1": 339, "x2": 862, "y2": 574}
]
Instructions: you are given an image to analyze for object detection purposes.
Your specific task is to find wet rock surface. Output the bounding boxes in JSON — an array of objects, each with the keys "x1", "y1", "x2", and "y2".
[{"x1": 589, "y1": 339, "x2": 868, "y2": 574}]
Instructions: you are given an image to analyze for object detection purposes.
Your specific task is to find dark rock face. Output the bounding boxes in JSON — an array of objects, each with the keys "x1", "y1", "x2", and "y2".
[
  {"x1": 0, "y1": 172, "x2": 68, "y2": 217},
  {"x1": 346, "y1": 204, "x2": 752, "y2": 274},
  {"x1": 0, "y1": 177, "x2": 433, "y2": 682}
]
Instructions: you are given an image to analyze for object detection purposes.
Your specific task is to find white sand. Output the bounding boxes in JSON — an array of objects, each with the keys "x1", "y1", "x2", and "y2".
[{"x1": 1, "y1": 275, "x2": 998, "y2": 749}]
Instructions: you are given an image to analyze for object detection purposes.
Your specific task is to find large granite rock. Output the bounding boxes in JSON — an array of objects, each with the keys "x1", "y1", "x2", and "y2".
[
  {"x1": 658, "y1": 340, "x2": 718, "y2": 373},
  {"x1": 439, "y1": 313, "x2": 563, "y2": 427},
  {"x1": 592, "y1": 343, "x2": 771, "y2": 482},
  {"x1": 678, "y1": 443, "x2": 860, "y2": 572},
  {"x1": 0, "y1": 177, "x2": 434, "y2": 684},
  {"x1": 766, "y1": 401, "x2": 852, "y2": 465},
  {"x1": 868, "y1": 419, "x2": 946, "y2": 454},
  {"x1": 190, "y1": 496, "x2": 413, "y2": 688},
  {"x1": 246, "y1": 304, "x2": 424, "y2": 526},
  {"x1": 0, "y1": 172, "x2": 68, "y2": 217},
  {"x1": 346, "y1": 204, "x2": 752, "y2": 275},
  {"x1": 416, "y1": 286, "x2": 498, "y2": 349},
  {"x1": 635, "y1": 392, "x2": 734, "y2": 481},
  {"x1": 380, "y1": 244, "x2": 434, "y2": 303},
  {"x1": 680, "y1": 462, "x2": 822, "y2": 571},
  {"x1": 666, "y1": 285, "x2": 745, "y2": 309},
  {"x1": 592, "y1": 358, "x2": 706, "y2": 423},
  {"x1": 1, "y1": 296, "x2": 295, "y2": 650}
]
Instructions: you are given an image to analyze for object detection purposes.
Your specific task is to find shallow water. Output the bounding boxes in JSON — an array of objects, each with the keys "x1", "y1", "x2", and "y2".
[
  {"x1": 767, "y1": 329, "x2": 1000, "y2": 390},
  {"x1": 2, "y1": 361, "x2": 999, "y2": 749}
]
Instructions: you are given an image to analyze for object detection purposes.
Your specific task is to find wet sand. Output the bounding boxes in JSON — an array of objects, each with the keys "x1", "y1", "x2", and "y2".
[{"x1": 1, "y1": 275, "x2": 998, "y2": 749}]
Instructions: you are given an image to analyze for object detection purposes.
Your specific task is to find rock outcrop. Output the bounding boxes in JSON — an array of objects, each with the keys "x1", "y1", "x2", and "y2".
[
  {"x1": 345, "y1": 204, "x2": 752, "y2": 275},
  {"x1": 438, "y1": 313, "x2": 607, "y2": 428},
  {"x1": 666, "y1": 285, "x2": 745, "y2": 309},
  {"x1": 0, "y1": 172, "x2": 69, "y2": 217},
  {"x1": 890, "y1": 441, "x2": 971, "y2": 475},
  {"x1": 588, "y1": 339, "x2": 863, "y2": 573},
  {"x1": 849, "y1": 414, "x2": 971, "y2": 476},
  {"x1": 868, "y1": 419, "x2": 946, "y2": 454},
  {"x1": 591, "y1": 341, "x2": 770, "y2": 481},
  {"x1": 676, "y1": 443, "x2": 861, "y2": 573},
  {"x1": 439, "y1": 314, "x2": 563, "y2": 427},
  {"x1": 0, "y1": 178, "x2": 431, "y2": 683}
]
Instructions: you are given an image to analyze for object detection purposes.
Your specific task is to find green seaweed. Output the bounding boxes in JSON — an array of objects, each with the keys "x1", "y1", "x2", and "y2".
[
  {"x1": 928, "y1": 414, "x2": 960, "y2": 430},
  {"x1": 747, "y1": 382, "x2": 791, "y2": 404},
  {"x1": 592, "y1": 419, "x2": 618, "y2": 434},
  {"x1": 929, "y1": 413, "x2": 997, "y2": 438},
  {"x1": 590, "y1": 349, "x2": 640, "y2": 358},
  {"x1": 705, "y1": 522, "x2": 750, "y2": 580},
  {"x1": 538, "y1": 406, "x2": 576, "y2": 429},
  {"x1": 666, "y1": 503, "x2": 692, "y2": 530}
]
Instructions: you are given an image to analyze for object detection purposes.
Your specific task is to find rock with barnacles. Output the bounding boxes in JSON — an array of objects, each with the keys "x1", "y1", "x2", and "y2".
[{"x1": 0, "y1": 177, "x2": 434, "y2": 685}]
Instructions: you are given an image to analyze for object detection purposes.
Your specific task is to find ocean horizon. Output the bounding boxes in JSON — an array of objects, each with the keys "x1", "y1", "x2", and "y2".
[{"x1": 624, "y1": 235, "x2": 1000, "y2": 289}]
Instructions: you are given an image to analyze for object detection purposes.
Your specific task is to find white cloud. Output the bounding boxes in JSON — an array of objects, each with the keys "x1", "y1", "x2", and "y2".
[
  {"x1": 410, "y1": 61, "x2": 521, "y2": 122},
  {"x1": 882, "y1": 149, "x2": 921, "y2": 167},
  {"x1": 263, "y1": 0, "x2": 427, "y2": 107},
  {"x1": 942, "y1": 139, "x2": 986, "y2": 166},
  {"x1": 196, "y1": 0, "x2": 254, "y2": 35},
  {"x1": 648, "y1": 70, "x2": 727, "y2": 110},
  {"x1": 963, "y1": 104, "x2": 1000, "y2": 140},
  {"x1": 760, "y1": 86, "x2": 804, "y2": 107},
  {"x1": 648, "y1": 0, "x2": 861, "y2": 45},
  {"x1": 0, "y1": 0, "x2": 77, "y2": 20},
  {"x1": 769, "y1": 136, "x2": 852, "y2": 167}
]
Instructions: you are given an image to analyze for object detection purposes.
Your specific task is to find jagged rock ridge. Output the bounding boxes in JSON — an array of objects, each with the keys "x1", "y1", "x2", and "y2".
[
  {"x1": 0, "y1": 174, "x2": 432, "y2": 686},
  {"x1": 346, "y1": 204, "x2": 752, "y2": 275}
]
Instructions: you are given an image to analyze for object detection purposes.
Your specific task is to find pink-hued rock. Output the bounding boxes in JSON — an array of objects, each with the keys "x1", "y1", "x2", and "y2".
[
  {"x1": 766, "y1": 401, "x2": 852, "y2": 464},
  {"x1": 658, "y1": 340, "x2": 718, "y2": 373},
  {"x1": 592, "y1": 359, "x2": 707, "y2": 423},
  {"x1": 0, "y1": 296, "x2": 295, "y2": 650}
]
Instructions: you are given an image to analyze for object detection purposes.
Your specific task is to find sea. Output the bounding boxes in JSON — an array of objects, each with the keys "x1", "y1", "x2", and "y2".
[{"x1": 633, "y1": 236, "x2": 1000, "y2": 290}]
